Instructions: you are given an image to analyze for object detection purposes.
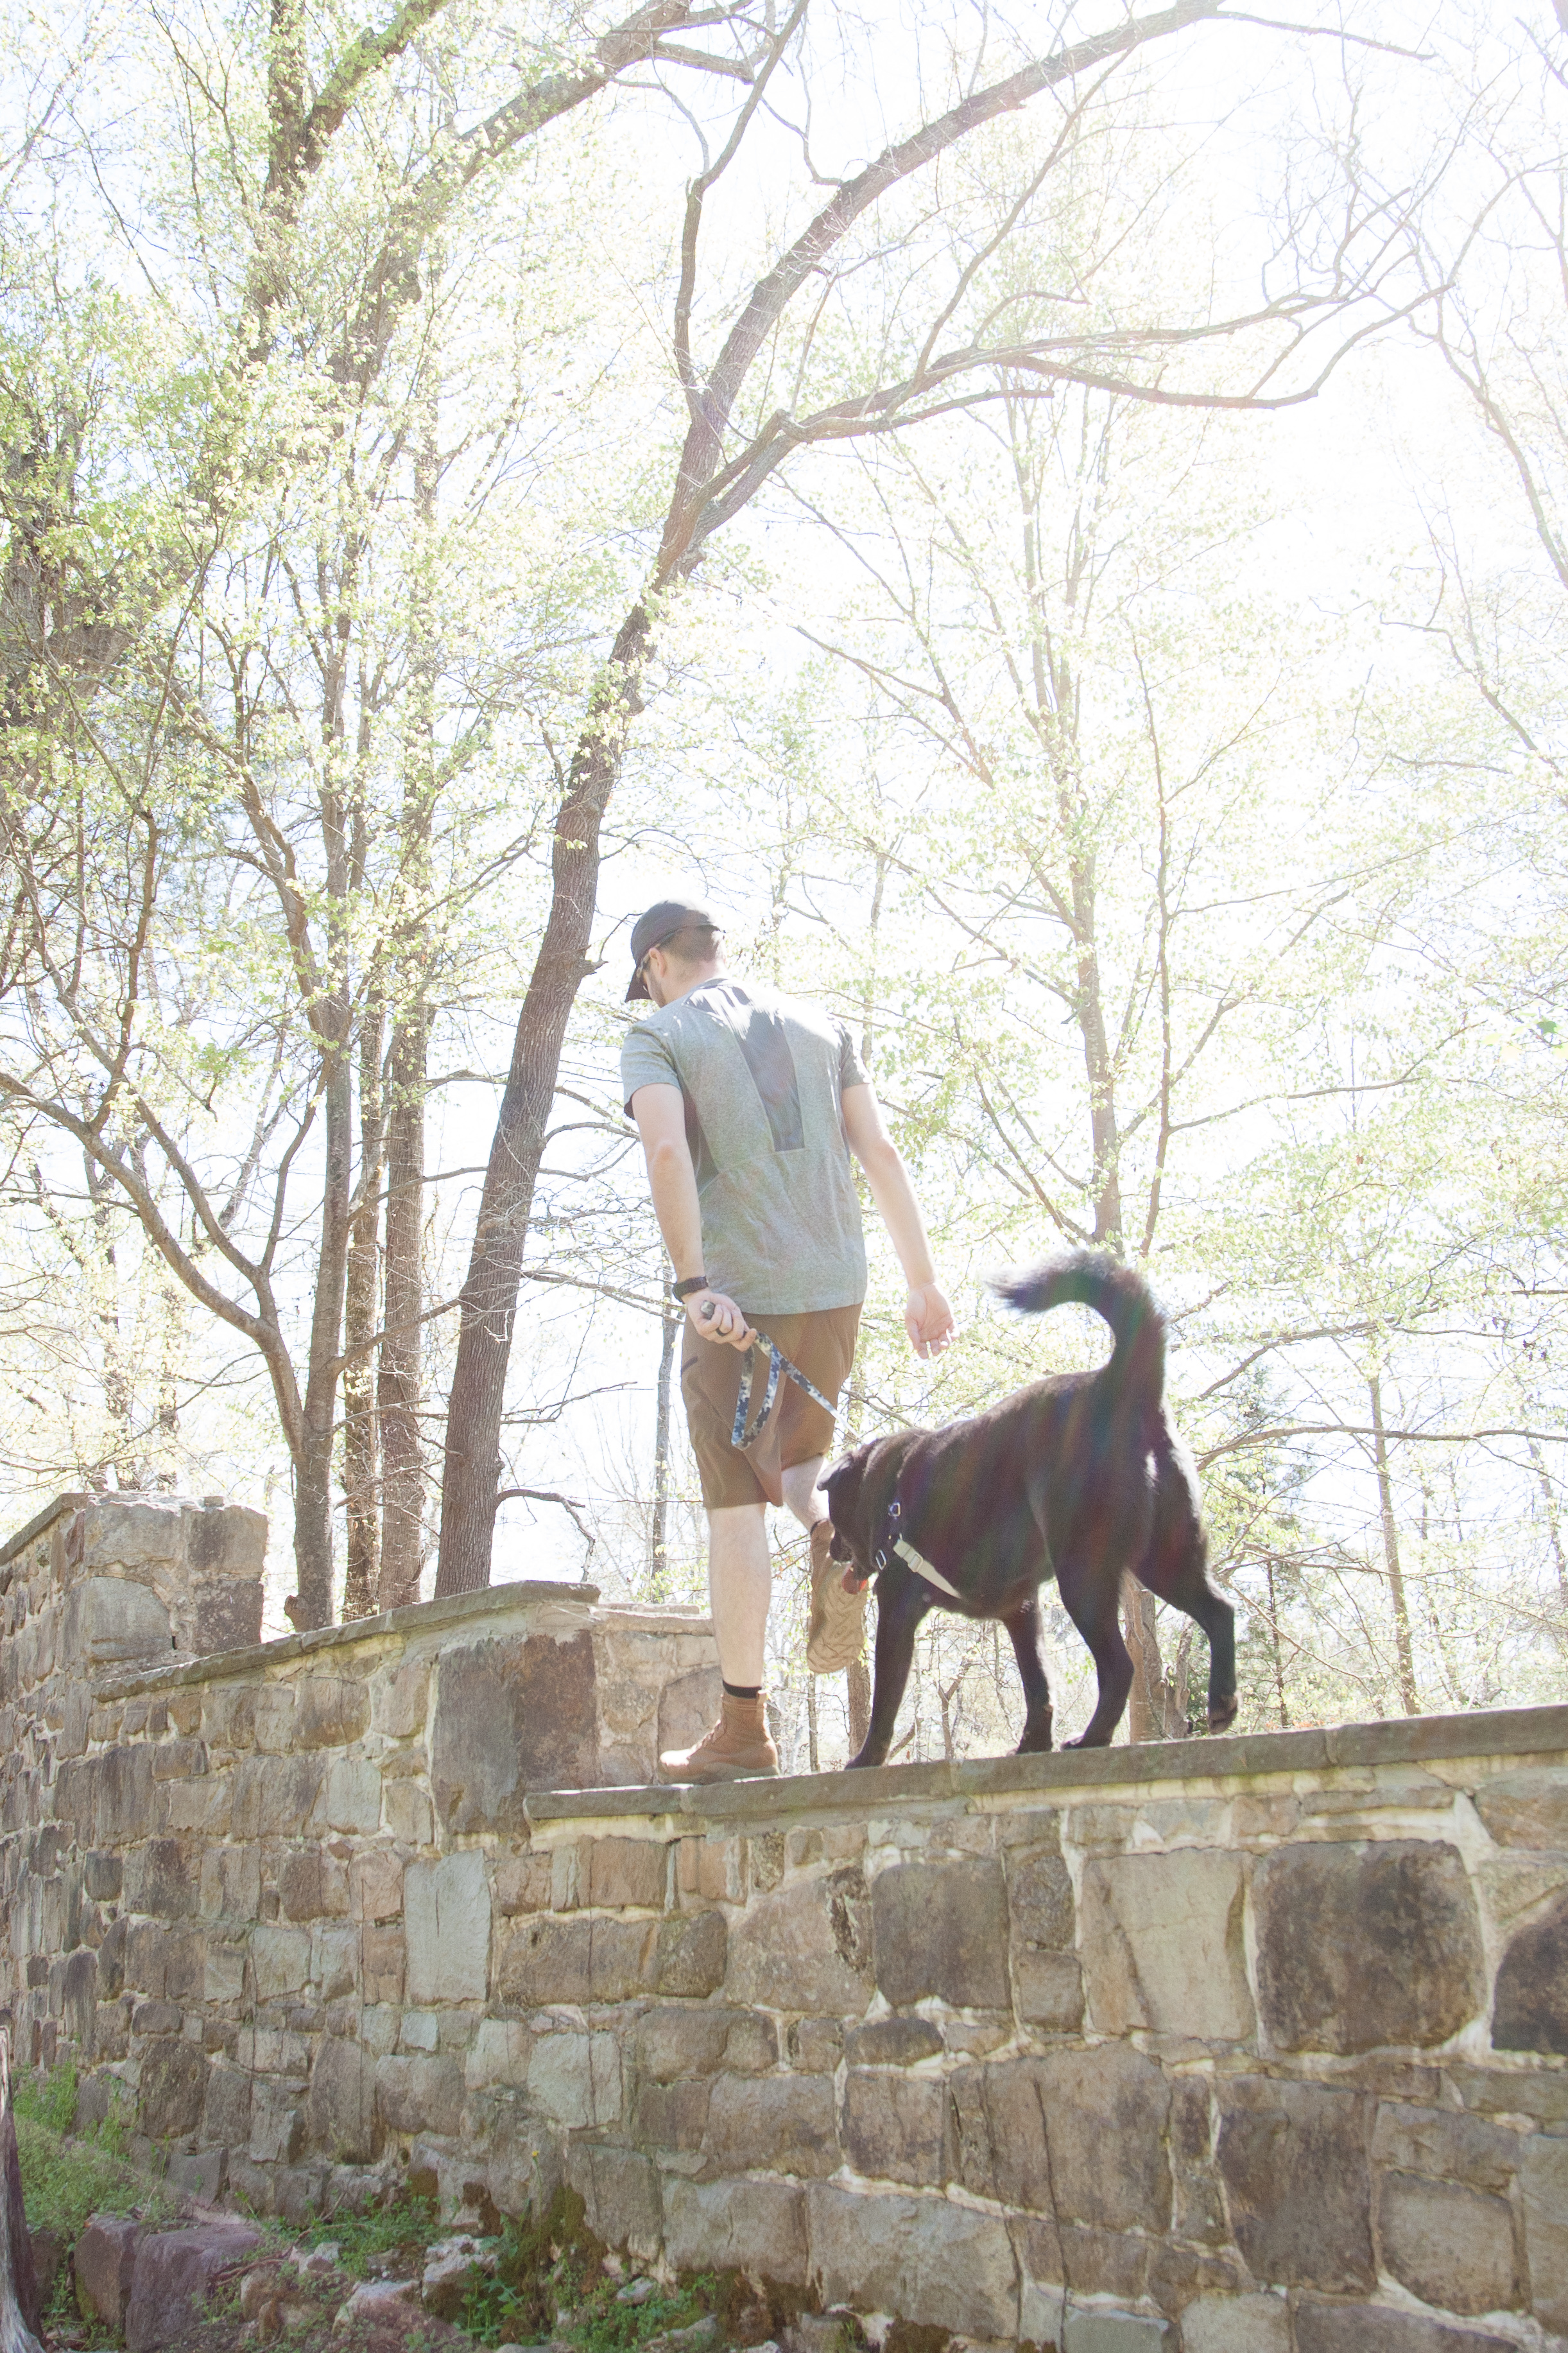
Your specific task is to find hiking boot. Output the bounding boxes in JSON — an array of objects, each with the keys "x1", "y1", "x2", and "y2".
[
  {"x1": 659, "y1": 1692, "x2": 779, "y2": 1784},
  {"x1": 807, "y1": 1516, "x2": 869, "y2": 1674}
]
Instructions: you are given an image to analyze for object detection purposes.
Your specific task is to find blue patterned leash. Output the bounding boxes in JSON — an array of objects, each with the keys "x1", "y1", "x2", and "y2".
[{"x1": 730, "y1": 1335, "x2": 837, "y2": 1450}]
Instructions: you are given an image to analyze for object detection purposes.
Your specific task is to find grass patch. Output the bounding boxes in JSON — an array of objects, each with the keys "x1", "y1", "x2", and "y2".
[
  {"x1": 460, "y1": 2191, "x2": 723, "y2": 2353},
  {"x1": 298, "y1": 2188, "x2": 441, "y2": 2282},
  {"x1": 15, "y1": 2064, "x2": 173, "y2": 2249}
]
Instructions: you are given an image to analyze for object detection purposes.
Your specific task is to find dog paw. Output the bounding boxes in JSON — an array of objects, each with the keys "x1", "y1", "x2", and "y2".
[
  {"x1": 844, "y1": 1748, "x2": 884, "y2": 1771},
  {"x1": 1015, "y1": 1728, "x2": 1055, "y2": 1755},
  {"x1": 1207, "y1": 1695, "x2": 1240, "y2": 1733}
]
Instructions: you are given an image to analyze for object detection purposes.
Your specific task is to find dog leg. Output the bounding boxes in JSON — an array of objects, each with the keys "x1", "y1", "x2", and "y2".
[
  {"x1": 1002, "y1": 1597, "x2": 1053, "y2": 1753},
  {"x1": 845, "y1": 1563, "x2": 934, "y2": 1769},
  {"x1": 1056, "y1": 1563, "x2": 1135, "y2": 1748},
  {"x1": 1137, "y1": 1551, "x2": 1238, "y2": 1732}
]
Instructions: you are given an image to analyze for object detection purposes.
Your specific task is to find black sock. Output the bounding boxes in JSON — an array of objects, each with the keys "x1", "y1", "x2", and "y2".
[{"x1": 723, "y1": 1680, "x2": 761, "y2": 1701}]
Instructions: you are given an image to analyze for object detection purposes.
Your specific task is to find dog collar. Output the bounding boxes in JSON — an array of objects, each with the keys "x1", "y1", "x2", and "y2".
[{"x1": 874, "y1": 1497, "x2": 965, "y2": 1604}]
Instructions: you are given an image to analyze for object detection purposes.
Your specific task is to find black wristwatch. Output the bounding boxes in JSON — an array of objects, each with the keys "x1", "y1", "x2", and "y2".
[{"x1": 672, "y1": 1274, "x2": 710, "y2": 1300}]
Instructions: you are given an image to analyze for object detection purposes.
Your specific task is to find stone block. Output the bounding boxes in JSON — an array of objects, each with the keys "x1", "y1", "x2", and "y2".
[
  {"x1": 126, "y1": 1834, "x2": 198, "y2": 1921},
  {"x1": 807, "y1": 2184, "x2": 1017, "y2": 2338},
  {"x1": 726, "y1": 1871, "x2": 873, "y2": 2015},
  {"x1": 680, "y1": 1836, "x2": 746, "y2": 1904},
  {"x1": 466, "y1": 2019, "x2": 530, "y2": 2092},
  {"x1": 307, "y1": 2037, "x2": 376, "y2": 2163},
  {"x1": 1473, "y1": 1769, "x2": 1568, "y2": 1849},
  {"x1": 124, "y1": 2220, "x2": 262, "y2": 2353},
  {"x1": 587, "y1": 1837, "x2": 668, "y2": 1909},
  {"x1": 494, "y1": 1851, "x2": 551, "y2": 1915},
  {"x1": 350, "y1": 1848, "x2": 403, "y2": 1925},
  {"x1": 374, "y1": 2053, "x2": 464, "y2": 2139},
  {"x1": 664, "y1": 2177, "x2": 809, "y2": 2287},
  {"x1": 202, "y1": 2062, "x2": 251, "y2": 2147},
  {"x1": 841, "y1": 2071, "x2": 948, "y2": 2185},
  {"x1": 637, "y1": 2078, "x2": 711, "y2": 2149},
  {"x1": 952, "y1": 2048, "x2": 1169, "y2": 2231},
  {"x1": 187, "y1": 1503, "x2": 266, "y2": 1576},
  {"x1": 94, "y1": 1744, "x2": 155, "y2": 1842},
  {"x1": 1492, "y1": 1894, "x2": 1568, "y2": 2054},
  {"x1": 252, "y1": 1925, "x2": 311, "y2": 1999},
  {"x1": 1294, "y1": 2307, "x2": 1513, "y2": 2353},
  {"x1": 497, "y1": 1915, "x2": 592, "y2": 2006},
  {"x1": 312, "y1": 1923, "x2": 358, "y2": 2001},
  {"x1": 1061, "y1": 2315, "x2": 1169, "y2": 2353},
  {"x1": 363, "y1": 1924, "x2": 405, "y2": 2006},
  {"x1": 64, "y1": 1574, "x2": 173, "y2": 1668},
  {"x1": 1015, "y1": 1947, "x2": 1086, "y2": 2029},
  {"x1": 193, "y1": 1579, "x2": 262, "y2": 1654},
  {"x1": 1522, "y1": 2132, "x2": 1568, "y2": 2332},
  {"x1": 83, "y1": 1849, "x2": 122, "y2": 1902},
  {"x1": 659, "y1": 1666, "x2": 724, "y2": 1762},
  {"x1": 844, "y1": 2017, "x2": 942, "y2": 2068},
  {"x1": 279, "y1": 1848, "x2": 345, "y2": 1922},
  {"x1": 230, "y1": 1754, "x2": 323, "y2": 1839},
  {"x1": 639, "y1": 2006, "x2": 777, "y2": 2081},
  {"x1": 1215, "y1": 2078, "x2": 1372, "y2": 2289},
  {"x1": 202, "y1": 1842, "x2": 261, "y2": 1925},
  {"x1": 384, "y1": 1781, "x2": 433, "y2": 1844},
  {"x1": 563, "y1": 2143, "x2": 662, "y2": 2262},
  {"x1": 589, "y1": 1916, "x2": 660, "y2": 1999},
  {"x1": 376, "y1": 1658, "x2": 429, "y2": 1738},
  {"x1": 80, "y1": 1497, "x2": 182, "y2": 1572},
  {"x1": 406, "y1": 1852, "x2": 490, "y2": 2005},
  {"x1": 1254, "y1": 1841, "x2": 1485, "y2": 2053},
  {"x1": 165, "y1": 2149, "x2": 225, "y2": 2205},
  {"x1": 1370, "y1": 2103, "x2": 1521, "y2": 2196},
  {"x1": 657, "y1": 1909, "x2": 727, "y2": 1996},
  {"x1": 292, "y1": 1674, "x2": 371, "y2": 1748},
  {"x1": 1010, "y1": 1845, "x2": 1074, "y2": 1943},
  {"x1": 704, "y1": 2072, "x2": 838, "y2": 2176},
  {"x1": 249, "y1": 2078, "x2": 306, "y2": 2165},
  {"x1": 76, "y1": 2213, "x2": 139, "y2": 2329},
  {"x1": 139, "y1": 2038, "x2": 207, "y2": 2139},
  {"x1": 1377, "y1": 2171, "x2": 1521, "y2": 2315},
  {"x1": 1179, "y1": 2291, "x2": 1291, "y2": 2353},
  {"x1": 872, "y1": 1856, "x2": 1010, "y2": 2010},
  {"x1": 528, "y1": 2031, "x2": 621, "y2": 2127},
  {"x1": 431, "y1": 1633, "x2": 598, "y2": 1832},
  {"x1": 1080, "y1": 1849, "x2": 1253, "y2": 2041},
  {"x1": 314, "y1": 1756, "x2": 382, "y2": 1835}
]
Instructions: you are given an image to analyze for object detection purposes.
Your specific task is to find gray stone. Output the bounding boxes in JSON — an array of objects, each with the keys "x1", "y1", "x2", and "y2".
[
  {"x1": 1061, "y1": 2314, "x2": 1169, "y2": 2353},
  {"x1": 637, "y1": 2078, "x2": 711, "y2": 2149},
  {"x1": 529, "y1": 2030, "x2": 620, "y2": 2126},
  {"x1": 124, "y1": 2220, "x2": 263, "y2": 2353},
  {"x1": 229, "y1": 1753, "x2": 323, "y2": 1838},
  {"x1": 1014, "y1": 1946, "x2": 1086, "y2": 2029},
  {"x1": 1474, "y1": 1769, "x2": 1568, "y2": 1850},
  {"x1": 193, "y1": 1579, "x2": 263, "y2": 1654},
  {"x1": 1294, "y1": 2307, "x2": 1513, "y2": 2353},
  {"x1": 64, "y1": 1576, "x2": 173, "y2": 1665},
  {"x1": 1179, "y1": 2292, "x2": 1290, "y2": 2353},
  {"x1": 249, "y1": 2079, "x2": 306, "y2": 2166},
  {"x1": 704, "y1": 2072, "x2": 838, "y2": 2176},
  {"x1": 139, "y1": 2038, "x2": 207, "y2": 2139},
  {"x1": 1370, "y1": 2102, "x2": 1521, "y2": 2195},
  {"x1": 375, "y1": 2054, "x2": 465, "y2": 2139},
  {"x1": 497, "y1": 1916, "x2": 592, "y2": 2006},
  {"x1": 1254, "y1": 1841, "x2": 1485, "y2": 2053},
  {"x1": 314, "y1": 1755, "x2": 383, "y2": 1834},
  {"x1": 1492, "y1": 1895, "x2": 1568, "y2": 2054},
  {"x1": 309, "y1": 2036, "x2": 377, "y2": 2163},
  {"x1": 203, "y1": 2063, "x2": 252, "y2": 2148},
  {"x1": 840, "y1": 2071, "x2": 948, "y2": 2185},
  {"x1": 1080, "y1": 1849, "x2": 1253, "y2": 2041},
  {"x1": 872, "y1": 1856, "x2": 1010, "y2": 2010},
  {"x1": 586, "y1": 1837, "x2": 668, "y2": 1909},
  {"x1": 76, "y1": 2214, "x2": 139, "y2": 2329},
  {"x1": 664, "y1": 2177, "x2": 809, "y2": 2287},
  {"x1": 657, "y1": 1909, "x2": 727, "y2": 1997},
  {"x1": 1521, "y1": 2132, "x2": 1568, "y2": 2332},
  {"x1": 726, "y1": 1871, "x2": 874, "y2": 2015},
  {"x1": 405, "y1": 1851, "x2": 490, "y2": 2004},
  {"x1": 843, "y1": 2017, "x2": 942, "y2": 2068},
  {"x1": 187, "y1": 1503, "x2": 266, "y2": 1576},
  {"x1": 252, "y1": 1923, "x2": 311, "y2": 1998},
  {"x1": 295, "y1": 1674, "x2": 371, "y2": 1748},
  {"x1": 1216, "y1": 2078, "x2": 1372, "y2": 2290},
  {"x1": 83, "y1": 1849, "x2": 122, "y2": 1901},
  {"x1": 564, "y1": 2144, "x2": 662, "y2": 2262},
  {"x1": 952, "y1": 2048, "x2": 1169, "y2": 2231},
  {"x1": 1377, "y1": 2170, "x2": 1521, "y2": 2315},
  {"x1": 807, "y1": 2184, "x2": 1017, "y2": 2338},
  {"x1": 166, "y1": 2149, "x2": 226, "y2": 2205},
  {"x1": 659, "y1": 1666, "x2": 724, "y2": 1762},
  {"x1": 431, "y1": 1633, "x2": 598, "y2": 1831}
]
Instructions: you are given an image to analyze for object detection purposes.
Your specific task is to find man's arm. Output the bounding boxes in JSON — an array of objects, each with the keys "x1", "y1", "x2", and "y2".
[
  {"x1": 629, "y1": 1084, "x2": 754, "y2": 1350},
  {"x1": 841, "y1": 1083, "x2": 954, "y2": 1359}
]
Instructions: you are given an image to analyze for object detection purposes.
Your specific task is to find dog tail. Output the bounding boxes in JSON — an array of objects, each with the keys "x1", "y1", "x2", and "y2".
[{"x1": 991, "y1": 1249, "x2": 1166, "y2": 1410}]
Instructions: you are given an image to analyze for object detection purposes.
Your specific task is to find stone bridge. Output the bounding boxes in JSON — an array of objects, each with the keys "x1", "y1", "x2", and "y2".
[{"x1": 1, "y1": 1491, "x2": 1565, "y2": 2351}]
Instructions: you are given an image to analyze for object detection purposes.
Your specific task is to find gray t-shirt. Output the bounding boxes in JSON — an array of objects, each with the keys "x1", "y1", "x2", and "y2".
[{"x1": 621, "y1": 977, "x2": 870, "y2": 1314}]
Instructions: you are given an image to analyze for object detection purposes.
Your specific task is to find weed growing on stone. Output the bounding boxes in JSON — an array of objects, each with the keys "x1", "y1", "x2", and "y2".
[
  {"x1": 15, "y1": 2063, "x2": 176, "y2": 2251},
  {"x1": 298, "y1": 2189, "x2": 440, "y2": 2280}
]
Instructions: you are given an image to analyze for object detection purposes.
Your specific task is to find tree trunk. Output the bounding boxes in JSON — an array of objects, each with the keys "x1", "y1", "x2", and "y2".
[
  {"x1": 847, "y1": 1654, "x2": 872, "y2": 1753},
  {"x1": 1123, "y1": 1574, "x2": 1182, "y2": 1740},
  {"x1": 287, "y1": 1030, "x2": 352, "y2": 1627},
  {"x1": 342, "y1": 994, "x2": 384, "y2": 1622},
  {"x1": 1370, "y1": 1373, "x2": 1419, "y2": 1714},
  {"x1": 651, "y1": 1285, "x2": 676, "y2": 1589},
  {"x1": 435, "y1": 600, "x2": 651, "y2": 1595},
  {"x1": 379, "y1": 1002, "x2": 427, "y2": 1608}
]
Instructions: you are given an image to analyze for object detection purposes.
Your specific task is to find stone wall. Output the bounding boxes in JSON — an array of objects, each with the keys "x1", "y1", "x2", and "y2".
[{"x1": 3, "y1": 1495, "x2": 1567, "y2": 2350}]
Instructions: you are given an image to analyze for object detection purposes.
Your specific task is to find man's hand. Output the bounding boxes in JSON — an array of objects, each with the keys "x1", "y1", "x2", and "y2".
[
  {"x1": 905, "y1": 1283, "x2": 955, "y2": 1359},
  {"x1": 688, "y1": 1287, "x2": 755, "y2": 1351}
]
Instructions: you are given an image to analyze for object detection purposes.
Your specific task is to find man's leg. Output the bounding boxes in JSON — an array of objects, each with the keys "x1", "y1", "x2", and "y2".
[
  {"x1": 707, "y1": 1501, "x2": 771, "y2": 1685},
  {"x1": 779, "y1": 1456, "x2": 826, "y2": 1534}
]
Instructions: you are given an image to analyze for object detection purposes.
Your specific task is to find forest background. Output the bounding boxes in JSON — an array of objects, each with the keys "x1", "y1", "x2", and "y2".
[{"x1": 2, "y1": 0, "x2": 1565, "y2": 1771}]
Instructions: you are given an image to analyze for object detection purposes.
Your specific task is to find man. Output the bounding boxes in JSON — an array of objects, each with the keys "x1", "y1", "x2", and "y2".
[{"x1": 621, "y1": 898, "x2": 954, "y2": 1782}]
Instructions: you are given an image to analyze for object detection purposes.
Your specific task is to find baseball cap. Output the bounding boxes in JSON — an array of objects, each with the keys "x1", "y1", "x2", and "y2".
[{"x1": 625, "y1": 899, "x2": 719, "y2": 1002}]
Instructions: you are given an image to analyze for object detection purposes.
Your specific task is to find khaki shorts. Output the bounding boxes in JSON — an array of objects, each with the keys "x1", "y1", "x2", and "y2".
[{"x1": 682, "y1": 1304, "x2": 862, "y2": 1510}]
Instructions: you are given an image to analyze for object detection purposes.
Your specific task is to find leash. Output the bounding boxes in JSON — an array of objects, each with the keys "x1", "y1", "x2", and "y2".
[
  {"x1": 730, "y1": 1335, "x2": 838, "y2": 1452},
  {"x1": 872, "y1": 1493, "x2": 966, "y2": 1603}
]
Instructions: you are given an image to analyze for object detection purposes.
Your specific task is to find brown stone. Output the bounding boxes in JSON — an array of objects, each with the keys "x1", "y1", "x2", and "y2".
[
  {"x1": 1008, "y1": 1843, "x2": 1074, "y2": 1945},
  {"x1": 230, "y1": 1754, "x2": 323, "y2": 1839},
  {"x1": 807, "y1": 2184, "x2": 1017, "y2": 2338},
  {"x1": 844, "y1": 2017, "x2": 942, "y2": 2068},
  {"x1": 678, "y1": 1836, "x2": 746, "y2": 1904},
  {"x1": 493, "y1": 1852, "x2": 551, "y2": 1916},
  {"x1": 431, "y1": 1633, "x2": 598, "y2": 1831},
  {"x1": 841, "y1": 2071, "x2": 949, "y2": 2185},
  {"x1": 497, "y1": 1915, "x2": 592, "y2": 2006},
  {"x1": 1169, "y1": 2078, "x2": 1227, "y2": 2245},
  {"x1": 587, "y1": 1837, "x2": 668, "y2": 1909},
  {"x1": 703, "y1": 2072, "x2": 838, "y2": 2176},
  {"x1": 638, "y1": 2006, "x2": 777, "y2": 2081},
  {"x1": 1013, "y1": 1947, "x2": 1085, "y2": 2029},
  {"x1": 1522, "y1": 2132, "x2": 1568, "y2": 2333},
  {"x1": 202, "y1": 2063, "x2": 251, "y2": 2148},
  {"x1": 363, "y1": 1923, "x2": 405, "y2": 2005},
  {"x1": 1295, "y1": 2307, "x2": 1513, "y2": 2353},
  {"x1": 563, "y1": 2143, "x2": 662, "y2": 2263},
  {"x1": 636, "y1": 2078, "x2": 711, "y2": 2149},
  {"x1": 664, "y1": 2177, "x2": 809, "y2": 2287},
  {"x1": 1473, "y1": 1769, "x2": 1568, "y2": 1850},
  {"x1": 193, "y1": 1580, "x2": 262, "y2": 1655},
  {"x1": 307, "y1": 2036, "x2": 376, "y2": 2163},
  {"x1": 788, "y1": 2017, "x2": 843, "y2": 2073},
  {"x1": 293, "y1": 1674, "x2": 371, "y2": 1748},
  {"x1": 952, "y1": 2047, "x2": 1169, "y2": 2231},
  {"x1": 375, "y1": 2054, "x2": 464, "y2": 2138},
  {"x1": 76, "y1": 2214, "x2": 139, "y2": 2329},
  {"x1": 1011, "y1": 2213, "x2": 1151, "y2": 2302},
  {"x1": 140, "y1": 2039, "x2": 207, "y2": 2139},
  {"x1": 873, "y1": 1856, "x2": 1009, "y2": 2010},
  {"x1": 1370, "y1": 2103, "x2": 1521, "y2": 2196},
  {"x1": 656, "y1": 1909, "x2": 726, "y2": 1996},
  {"x1": 1377, "y1": 2170, "x2": 1521, "y2": 2315},
  {"x1": 1254, "y1": 1841, "x2": 1485, "y2": 2053},
  {"x1": 1492, "y1": 1895, "x2": 1568, "y2": 2054},
  {"x1": 726, "y1": 1871, "x2": 873, "y2": 2015},
  {"x1": 124, "y1": 2221, "x2": 263, "y2": 2353},
  {"x1": 1080, "y1": 1849, "x2": 1254, "y2": 2041},
  {"x1": 749, "y1": 1830, "x2": 786, "y2": 1893},
  {"x1": 1216, "y1": 2078, "x2": 1372, "y2": 2290}
]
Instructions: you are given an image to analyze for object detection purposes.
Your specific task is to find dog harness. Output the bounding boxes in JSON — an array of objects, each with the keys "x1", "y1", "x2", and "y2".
[
  {"x1": 730, "y1": 1336, "x2": 838, "y2": 1452},
  {"x1": 873, "y1": 1495, "x2": 966, "y2": 1604}
]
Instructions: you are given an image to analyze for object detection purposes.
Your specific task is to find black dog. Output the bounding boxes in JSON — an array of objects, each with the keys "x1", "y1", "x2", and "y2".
[{"x1": 822, "y1": 1251, "x2": 1237, "y2": 1767}]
